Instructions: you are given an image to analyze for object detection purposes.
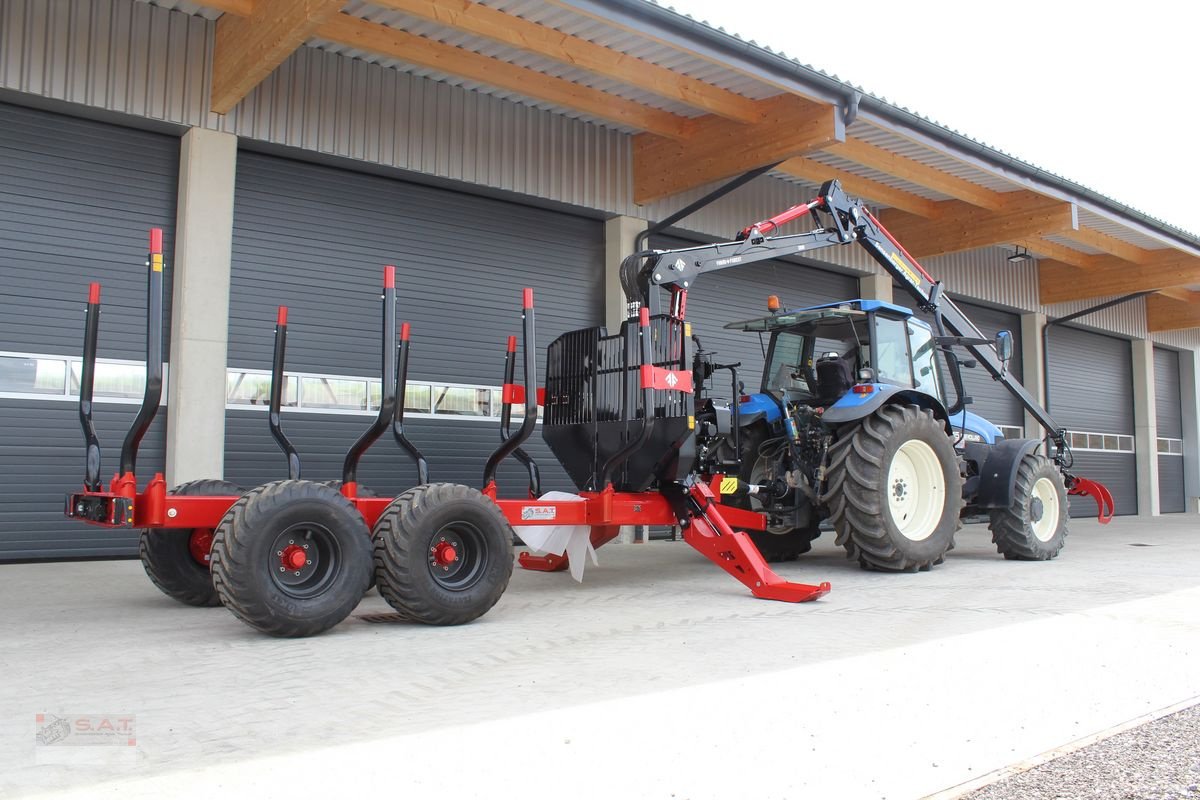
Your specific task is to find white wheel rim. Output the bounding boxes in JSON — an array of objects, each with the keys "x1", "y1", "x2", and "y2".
[
  {"x1": 1030, "y1": 476, "x2": 1061, "y2": 542},
  {"x1": 886, "y1": 439, "x2": 945, "y2": 541}
]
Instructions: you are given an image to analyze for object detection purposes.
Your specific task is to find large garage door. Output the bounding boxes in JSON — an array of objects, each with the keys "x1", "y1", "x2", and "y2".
[
  {"x1": 223, "y1": 152, "x2": 603, "y2": 495},
  {"x1": 0, "y1": 103, "x2": 178, "y2": 560},
  {"x1": 1046, "y1": 326, "x2": 1136, "y2": 517},
  {"x1": 651, "y1": 233, "x2": 859, "y2": 390},
  {"x1": 1154, "y1": 347, "x2": 1186, "y2": 513}
]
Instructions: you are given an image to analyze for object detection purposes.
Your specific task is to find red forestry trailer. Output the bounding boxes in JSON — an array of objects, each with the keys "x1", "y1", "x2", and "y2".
[{"x1": 65, "y1": 231, "x2": 828, "y2": 637}]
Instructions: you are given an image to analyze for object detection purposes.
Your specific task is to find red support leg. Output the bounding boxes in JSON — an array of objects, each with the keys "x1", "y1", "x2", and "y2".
[{"x1": 517, "y1": 525, "x2": 622, "y2": 572}]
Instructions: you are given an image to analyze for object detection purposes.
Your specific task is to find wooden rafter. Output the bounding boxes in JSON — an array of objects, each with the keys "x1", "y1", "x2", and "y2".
[
  {"x1": 315, "y1": 14, "x2": 693, "y2": 140},
  {"x1": 1147, "y1": 292, "x2": 1200, "y2": 331},
  {"x1": 1039, "y1": 253, "x2": 1200, "y2": 303},
  {"x1": 878, "y1": 192, "x2": 1077, "y2": 259},
  {"x1": 370, "y1": 0, "x2": 764, "y2": 123},
  {"x1": 1058, "y1": 227, "x2": 1152, "y2": 263},
  {"x1": 1015, "y1": 237, "x2": 1095, "y2": 268},
  {"x1": 829, "y1": 138, "x2": 1005, "y2": 210},
  {"x1": 778, "y1": 157, "x2": 940, "y2": 217},
  {"x1": 211, "y1": 0, "x2": 345, "y2": 114},
  {"x1": 196, "y1": 0, "x2": 256, "y2": 14},
  {"x1": 632, "y1": 94, "x2": 842, "y2": 203}
]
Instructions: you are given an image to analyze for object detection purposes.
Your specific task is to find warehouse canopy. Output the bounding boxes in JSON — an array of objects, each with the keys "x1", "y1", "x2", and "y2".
[{"x1": 149, "y1": 0, "x2": 1200, "y2": 330}]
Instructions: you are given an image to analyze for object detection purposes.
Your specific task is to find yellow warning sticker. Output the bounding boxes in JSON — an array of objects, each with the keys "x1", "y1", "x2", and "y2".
[
  {"x1": 151, "y1": 253, "x2": 163, "y2": 273},
  {"x1": 687, "y1": 415, "x2": 695, "y2": 430},
  {"x1": 719, "y1": 476, "x2": 739, "y2": 495},
  {"x1": 685, "y1": 323, "x2": 692, "y2": 337}
]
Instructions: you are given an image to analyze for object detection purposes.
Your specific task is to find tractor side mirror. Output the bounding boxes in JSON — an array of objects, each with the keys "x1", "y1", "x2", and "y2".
[{"x1": 995, "y1": 330, "x2": 1014, "y2": 363}]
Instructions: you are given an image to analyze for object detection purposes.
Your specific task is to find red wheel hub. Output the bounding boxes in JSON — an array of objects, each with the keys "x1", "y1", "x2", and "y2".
[
  {"x1": 281, "y1": 544, "x2": 308, "y2": 571},
  {"x1": 188, "y1": 530, "x2": 214, "y2": 566},
  {"x1": 432, "y1": 541, "x2": 458, "y2": 567}
]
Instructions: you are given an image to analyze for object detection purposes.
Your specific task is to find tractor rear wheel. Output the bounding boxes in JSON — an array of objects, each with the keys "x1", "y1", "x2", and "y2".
[
  {"x1": 210, "y1": 480, "x2": 373, "y2": 637},
  {"x1": 139, "y1": 479, "x2": 243, "y2": 607},
  {"x1": 373, "y1": 483, "x2": 514, "y2": 625},
  {"x1": 736, "y1": 425, "x2": 822, "y2": 562},
  {"x1": 823, "y1": 404, "x2": 962, "y2": 572},
  {"x1": 989, "y1": 454, "x2": 1069, "y2": 560}
]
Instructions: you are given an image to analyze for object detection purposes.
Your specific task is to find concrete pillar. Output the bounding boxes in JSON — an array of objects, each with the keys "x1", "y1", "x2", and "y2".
[
  {"x1": 858, "y1": 270, "x2": 892, "y2": 304},
  {"x1": 605, "y1": 216, "x2": 650, "y2": 543},
  {"x1": 1020, "y1": 312, "x2": 1047, "y2": 440},
  {"x1": 165, "y1": 128, "x2": 238, "y2": 487},
  {"x1": 1131, "y1": 338, "x2": 1159, "y2": 517},
  {"x1": 1180, "y1": 348, "x2": 1200, "y2": 514},
  {"x1": 605, "y1": 216, "x2": 647, "y2": 333}
]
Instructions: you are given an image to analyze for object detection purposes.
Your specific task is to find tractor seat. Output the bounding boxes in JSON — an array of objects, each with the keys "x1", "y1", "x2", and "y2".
[{"x1": 814, "y1": 353, "x2": 854, "y2": 404}]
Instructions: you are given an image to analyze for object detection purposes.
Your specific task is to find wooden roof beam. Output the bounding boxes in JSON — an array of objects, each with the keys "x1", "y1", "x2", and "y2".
[
  {"x1": 777, "y1": 157, "x2": 941, "y2": 217},
  {"x1": 194, "y1": 0, "x2": 257, "y2": 15},
  {"x1": 315, "y1": 14, "x2": 694, "y2": 140},
  {"x1": 1039, "y1": 251, "x2": 1200, "y2": 303},
  {"x1": 878, "y1": 192, "x2": 1077, "y2": 259},
  {"x1": 371, "y1": 0, "x2": 764, "y2": 124},
  {"x1": 826, "y1": 138, "x2": 1006, "y2": 210},
  {"x1": 211, "y1": 0, "x2": 345, "y2": 114},
  {"x1": 632, "y1": 94, "x2": 843, "y2": 203},
  {"x1": 1147, "y1": 293, "x2": 1200, "y2": 331}
]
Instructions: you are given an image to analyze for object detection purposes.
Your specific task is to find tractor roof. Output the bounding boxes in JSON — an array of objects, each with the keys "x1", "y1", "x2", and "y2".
[{"x1": 724, "y1": 298, "x2": 913, "y2": 332}]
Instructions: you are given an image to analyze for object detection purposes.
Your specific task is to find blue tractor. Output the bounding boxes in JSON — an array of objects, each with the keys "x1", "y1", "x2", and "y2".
[{"x1": 623, "y1": 180, "x2": 1114, "y2": 572}]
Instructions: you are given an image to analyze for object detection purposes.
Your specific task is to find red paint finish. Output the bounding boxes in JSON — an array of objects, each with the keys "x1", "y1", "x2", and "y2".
[
  {"x1": 281, "y1": 544, "x2": 308, "y2": 571},
  {"x1": 88, "y1": 283, "x2": 101, "y2": 304},
  {"x1": 522, "y1": 288, "x2": 533, "y2": 309},
  {"x1": 276, "y1": 306, "x2": 288, "y2": 326},
  {"x1": 188, "y1": 529, "x2": 214, "y2": 566},
  {"x1": 401, "y1": 322, "x2": 411, "y2": 341},
  {"x1": 384, "y1": 265, "x2": 396, "y2": 288},
  {"x1": 432, "y1": 541, "x2": 458, "y2": 566},
  {"x1": 149, "y1": 228, "x2": 163, "y2": 255}
]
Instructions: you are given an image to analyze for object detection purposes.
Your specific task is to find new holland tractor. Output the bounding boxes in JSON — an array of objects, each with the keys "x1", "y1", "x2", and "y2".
[{"x1": 624, "y1": 180, "x2": 1114, "y2": 572}]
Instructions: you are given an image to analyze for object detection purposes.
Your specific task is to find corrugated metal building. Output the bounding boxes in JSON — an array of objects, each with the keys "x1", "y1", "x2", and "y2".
[{"x1": 1, "y1": 0, "x2": 1198, "y2": 559}]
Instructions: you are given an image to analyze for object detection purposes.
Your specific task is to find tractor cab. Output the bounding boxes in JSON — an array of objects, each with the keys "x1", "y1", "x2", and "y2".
[{"x1": 725, "y1": 299, "x2": 1003, "y2": 445}]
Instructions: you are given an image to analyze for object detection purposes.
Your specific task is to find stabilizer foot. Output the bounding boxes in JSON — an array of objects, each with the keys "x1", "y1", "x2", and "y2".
[{"x1": 517, "y1": 525, "x2": 621, "y2": 573}]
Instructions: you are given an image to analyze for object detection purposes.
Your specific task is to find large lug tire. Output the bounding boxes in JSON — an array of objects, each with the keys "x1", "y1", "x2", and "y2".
[
  {"x1": 989, "y1": 454, "x2": 1069, "y2": 560},
  {"x1": 139, "y1": 479, "x2": 244, "y2": 607},
  {"x1": 823, "y1": 405, "x2": 963, "y2": 572},
  {"x1": 210, "y1": 480, "x2": 374, "y2": 637},
  {"x1": 323, "y1": 481, "x2": 379, "y2": 592},
  {"x1": 373, "y1": 483, "x2": 514, "y2": 626},
  {"x1": 736, "y1": 425, "x2": 821, "y2": 563}
]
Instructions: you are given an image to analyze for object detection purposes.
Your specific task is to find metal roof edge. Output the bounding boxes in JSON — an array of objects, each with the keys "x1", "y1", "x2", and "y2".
[{"x1": 581, "y1": 0, "x2": 1200, "y2": 255}]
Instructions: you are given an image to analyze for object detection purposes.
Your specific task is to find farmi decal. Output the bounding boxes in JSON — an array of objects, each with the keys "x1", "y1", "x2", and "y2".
[{"x1": 889, "y1": 251, "x2": 920, "y2": 287}]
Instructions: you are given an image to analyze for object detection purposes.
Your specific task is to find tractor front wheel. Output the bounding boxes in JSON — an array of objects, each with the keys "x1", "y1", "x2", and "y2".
[
  {"x1": 823, "y1": 404, "x2": 962, "y2": 572},
  {"x1": 139, "y1": 479, "x2": 243, "y2": 607},
  {"x1": 210, "y1": 480, "x2": 373, "y2": 637},
  {"x1": 989, "y1": 454, "x2": 1069, "y2": 560},
  {"x1": 373, "y1": 483, "x2": 514, "y2": 625}
]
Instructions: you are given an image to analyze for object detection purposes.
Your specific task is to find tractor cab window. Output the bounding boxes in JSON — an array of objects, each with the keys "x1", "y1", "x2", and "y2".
[
  {"x1": 873, "y1": 316, "x2": 913, "y2": 388},
  {"x1": 907, "y1": 321, "x2": 943, "y2": 401},
  {"x1": 763, "y1": 331, "x2": 807, "y2": 394}
]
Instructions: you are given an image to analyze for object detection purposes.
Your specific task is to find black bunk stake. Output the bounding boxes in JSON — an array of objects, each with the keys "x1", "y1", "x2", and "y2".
[
  {"x1": 599, "y1": 307, "x2": 656, "y2": 489},
  {"x1": 499, "y1": 334, "x2": 541, "y2": 498},
  {"x1": 118, "y1": 228, "x2": 165, "y2": 479},
  {"x1": 392, "y1": 321, "x2": 429, "y2": 485},
  {"x1": 269, "y1": 305, "x2": 302, "y2": 480},
  {"x1": 483, "y1": 289, "x2": 538, "y2": 490},
  {"x1": 79, "y1": 282, "x2": 103, "y2": 491},
  {"x1": 341, "y1": 266, "x2": 398, "y2": 490}
]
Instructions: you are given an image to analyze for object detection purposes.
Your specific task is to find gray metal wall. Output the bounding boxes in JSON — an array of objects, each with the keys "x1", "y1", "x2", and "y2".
[
  {"x1": 1155, "y1": 347, "x2": 1185, "y2": 513},
  {"x1": 0, "y1": 102, "x2": 178, "y2": 558},
  {"x1": 650, "y1": 233, "x2": 859, "y2": 389},
  {"x1": 224, "y1": 151, "x2": 604, "y2": 494},
  {"x1": 1046, "y1": 325, "x2": 1136, "y2": 517}
]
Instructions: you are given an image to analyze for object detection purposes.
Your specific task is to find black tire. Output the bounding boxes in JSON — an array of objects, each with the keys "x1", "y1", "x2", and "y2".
[
  {"x1": 210, "y1": 480, "x2": 373, "y2": 637},
  {"x1": 139, "y1": 479, "x2": 243, "y2": 607},
  {"x1": 822, "y1": 404, "x2": 963, "y2": 572},
  {"x1": 733, "y1": 425, "x2": 822, "y2": 562},
  {"x1": 373, "y1": 483, "x2": 514, "y2": 626},
  {"x1": 989, "y1": 454, "x2": 1069, "y2": 560},
  {"x1": 324, "y1": 481, "x2": 380, "y2": 592}
]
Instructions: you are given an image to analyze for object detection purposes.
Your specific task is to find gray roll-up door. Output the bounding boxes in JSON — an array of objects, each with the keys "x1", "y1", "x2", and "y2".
[
  {"x1": 1154, "y1": 347, "x2": 1185, "y2": 513},
  {"x1": 0, "y1": 103, "x2": 177, "y2": 560},
  {"x1": 1046, "y1": 325, "x2": 1136, "y2": 517},
  {"x1": 651, "y1": 233, "x2": 858, "y2": 391},
  {"x1": 224, "y1": 152, "x2": 603, "y2": 495},
  {"x1": 951, "y1": 301, "x2": 1024, "y2": 435}
]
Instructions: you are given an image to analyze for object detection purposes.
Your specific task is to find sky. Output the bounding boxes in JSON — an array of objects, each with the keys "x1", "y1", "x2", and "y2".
[{"x1": 669, "y1": 0, "x2": 1200, "y2": 239}]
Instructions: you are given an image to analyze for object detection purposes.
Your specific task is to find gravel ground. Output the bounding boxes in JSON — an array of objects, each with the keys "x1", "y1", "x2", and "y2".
[{"x1": 964, "y1": 702, "x2": 1200, "y2": 800}]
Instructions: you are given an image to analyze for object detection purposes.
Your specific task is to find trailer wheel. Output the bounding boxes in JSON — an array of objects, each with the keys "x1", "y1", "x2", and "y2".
[
  {"x1": 823, "y1": 404, "x2": 962, "y2": 572},
  {"x1": 323, "y1": 481, "x2": 379, "y2": 592},
  {"x1": 210, "y1": 480, "x2": 373, "y2": 637},
  {"x1": 989, "y1": 454, "x2": 1069, "y2": 560},
  {"x1": 736, "y1": 425, "x2": 821, "y2": 562},
  {"x1": 373, "y1": 483, "x2": 514, "y2": 626},
  {"x1": 139, "y1": 479, "x2": 244, "y2": 607}
]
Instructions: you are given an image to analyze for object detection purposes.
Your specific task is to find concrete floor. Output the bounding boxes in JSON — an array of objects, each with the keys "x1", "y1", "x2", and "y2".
[{"x1": 2, "y1": 515, "x2": 1199, "y2": 799}]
